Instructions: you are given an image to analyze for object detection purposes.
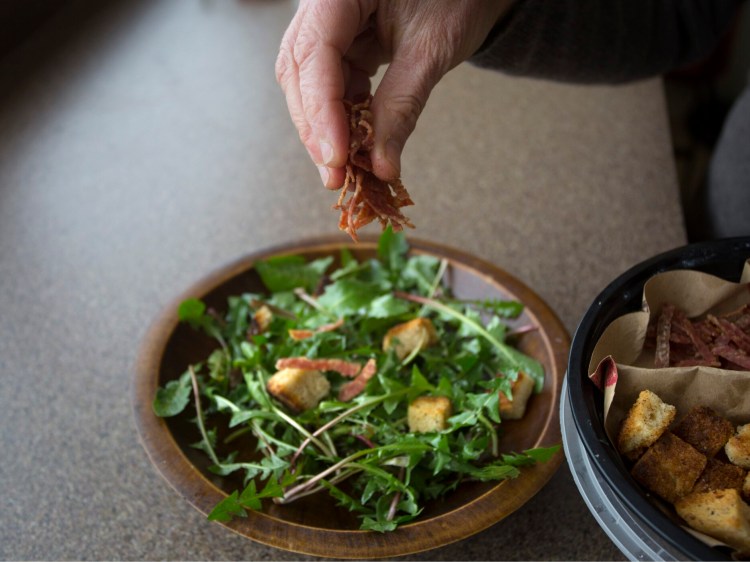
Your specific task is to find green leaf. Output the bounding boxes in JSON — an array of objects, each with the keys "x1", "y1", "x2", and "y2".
[
  {"x1": 317, "y1": 278, "x2": 382, "y2": 316},
  {"x1": 400, "y1": 254, "x2": 440, "y2": 293},
  {"x1": 361, "y1": 516, "x2": 398, "y2": 533},
  {"x1": 495, "y1": 346, "x2": 545, "y2": 392},
  {"x1": 468, "y1": 463, "x2": 520, "y2": 481},
  {"x1": 212, "y1": 394, "x2": 240, "y2": 413},
  {"x1": 177, "y1": 298, "x2": 226, "y2": 348},
  {"x1": 152, "y1": 370, "x2": 192, "y2": 417},
  {"x1": 340, "y1": 247, "x2": 355, "y2": 268},
  {"x1": 377, "y1": 226, "x2": 409, "y2": 273},
  {"x1": 321, "y1": 480, "x2": 367, "y2": 513},
  {"x1": 456, "y1": 307, "x2": 484, "y2": 338},
  {"x1": 191, "y1": 427, "x2": 218, "y2": 457},
  {"x1": 396, "y1": 494, "x2": 421, "y2": 516},
  {"x1": 367, "y1": 294, "x2": 411, "y2": 318},
  {"x1": 523, "y1": 445, "x2": 561, "y2": 463},
  {"x1": 207, "y1": 471, "x2": 289, "y2": 523},
  {"x1": 460, "y1": 433, "x2": 488, "y2": 460},
  {"x1": 207, "y1": 349, "x2": 228, "y2": 382},
  {"x1": 461, "y1": 298, "x2": 524, "y2": 318},
  {"x1": 228, "y1": 409, "x2": 276, "y2": 428},
  {"x1": 448, "y1": 411, "x2": 478, "y2": 429},
  {"x1": 238, "y1": 341, "x2": 261, "y2": 368},
  {"x1": 409, "y1": 366, "x2": 435, "y2": 396},
  {"x1": 485, "y1": 316, "x2": 507, "y2": 343},
  {"x1": 245, "y1": 371, "x2": 272, "y2": 409},
  {"x1": 255, "y1": 255, "x2": 332, "y2": 293},
  {"x1": 361, "y1": 477, "x2": 380, "y2": 504},
  {"x1": 437, "y1": 375, "x2": 453, "y2": 397},
  {"x1": 238, "y1": 480, "x2": 261, "y2": 510},
  {"x1": 207, "y1": 491, "x2": 247, "y2": 522},
  {"x1": 483, "y1": 389, "x2": 501, "y2": 424},
  {"x1": 226, "y1": 295, "x2": 251, "y2": 339},
  {"x1": 178, "y1": 298, "x2": 206, "y2": 323}
]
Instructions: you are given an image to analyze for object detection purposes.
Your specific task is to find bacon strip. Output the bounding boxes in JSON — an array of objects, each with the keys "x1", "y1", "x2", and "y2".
[
  {"x1": 711, "y1": 315, "x2": 750, "y2": 351},
  {"x1": 647, "y1": 302, "x2": 750, "y2": 371},
  {"x1": 275, "y1": 357, "x2": 362, "y2": 378},
  {"x1": 288, "y1": 318, "x2": 345, "y2": 341},
  {"x1": 287, "y1": 329, "x2": 315, "y2": 341},
  {"x1": 654, "y1": 304, "x2": 674, "y2": 368},
  {"x1": 338, "y1": 358, "x2": 378, "y2": 401},
  {"x1": 333, "y1": 97, "x2": 415, "y2": 241},
  {"x1": 711, "y1": 344, "x2": 750, "y2": 370},
  {"x1": 674, "y1": 309, "x2": 716, "y2": 364}
]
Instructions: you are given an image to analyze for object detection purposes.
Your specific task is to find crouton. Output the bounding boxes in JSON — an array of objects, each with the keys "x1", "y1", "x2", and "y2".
[
  {"x1": 408, "y1": 396, "x2": 452, "y2": 433},
  {"x1": 266, "y1": 368, "x2": 329, "y2": 412},
  {"x1": 631, "y1": 432, "x2": 707, "y2": 503},
  {"x1": 675, "y1": 489, "x2": 750, "y2": 552},
  {"x1": 617, "y1": 389, "x2": 676, "y2": 461},
  {"x1": 726, "y1": 424, "x2": 750, "y2": 469},
  {"x1": 498, "y1": 371, "x2": 535, "y2": 420},
  {"x1": 693, "y1": 458, "x2": 747, "y2": 494},
  {"x1": 744, "y1": 473, "x2": 750, "y2": 501},
  {"x1": 383, "y1": 318, "x2": 438, "y2": 360},
  {"x1": 253, "y1": 305, "x2": 273, "y2": 333},
  {"x1": 672, "y1": 406, "x2": 735, "y2": 458}
]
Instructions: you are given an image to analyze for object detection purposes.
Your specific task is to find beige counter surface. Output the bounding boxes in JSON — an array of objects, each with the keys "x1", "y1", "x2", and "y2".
[{"x1": 0, "y1": 1, "x2": 685, "y2": 559}]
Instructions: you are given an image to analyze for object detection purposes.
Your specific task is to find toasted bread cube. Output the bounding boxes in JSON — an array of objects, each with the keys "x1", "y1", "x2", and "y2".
[
  {"x1": 675, "y1": 489, "x2": 750, "y2": 551},
  {"x1": 631, "y1": 432, "x2": 707, "y2": 504},
  {"x1": 498, "y1": 371, "x2": 535, "y2": 420},
  {"x1": 383, "y1": 318, "x2": 438, "y2": 360},
  {"x1": 253, "y1": 305, "x2": 273, "y2": 333},
  {"x1": 617, "y1": 390, "x2": 676, "y2": 460},
  {"x1": 266, "y1": 368, "x2": 329, "y2": 412},
  {"x1": 673, "y1": 406, "x2": 735, "y2": 458},
  {"x1": 693, "y1": 458, "x2": 747, "y2": 494},
  {"x1": 408, "y1": 396, "x2": 452, "y2": 433},
  {"x1": 743, "y1": 473, "x2": 750, "y2": 501},
  {"x1": 726, "y1": 424, "x2": 750, "y2": 469}
]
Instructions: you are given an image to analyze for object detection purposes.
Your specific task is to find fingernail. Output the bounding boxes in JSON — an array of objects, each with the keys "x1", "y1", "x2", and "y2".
[
  {"x1": 318, "y1": 165, "x2": 330, "y2": 186},
  {"x1": 385, "y1": 138, "x2": 401, "y2": 175},
  {"x1": 320, "y1": 141, "x2": 334, "y2": 165}
]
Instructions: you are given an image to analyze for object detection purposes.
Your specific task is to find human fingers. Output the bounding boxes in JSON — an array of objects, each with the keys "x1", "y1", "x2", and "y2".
[
  {"x1": 276, "y1": 8, "x2": 315, "y2": 158},
  {"x1": 369, "y1": 45, "x2": 446, "y2": 181},
  {"x1": 293, "y1": 0, "x2": 377, "y2": 171},
  {"x1": 276, "y1": 4, "x2": 334, "y2": 181},
  {"x1": 368, "y1": 0, "x2": 515, "y2": 180},
  {"x1": 343, "y1": 62, "x2": 373, "y2": 103}
]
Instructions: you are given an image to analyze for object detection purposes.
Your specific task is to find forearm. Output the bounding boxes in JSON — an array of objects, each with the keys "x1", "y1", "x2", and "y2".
[{"x1": 470, "y1": 0, "x2": 743, "y2": 83}]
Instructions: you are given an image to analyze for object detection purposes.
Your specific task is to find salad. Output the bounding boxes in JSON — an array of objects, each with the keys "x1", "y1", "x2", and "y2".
[{"x1": 153, "y1": 229, "x2": 559, "y2": 532}]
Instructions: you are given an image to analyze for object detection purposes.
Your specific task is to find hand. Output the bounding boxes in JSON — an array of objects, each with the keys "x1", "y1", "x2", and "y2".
[{"x1": 275, "y1": 0, "x2": 513, "y2": 188}]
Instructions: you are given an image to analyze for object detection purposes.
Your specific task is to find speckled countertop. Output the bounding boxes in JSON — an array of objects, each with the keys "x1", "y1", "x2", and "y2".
[{"x1": 0, "y1": 1, "x2": 686, "y2": 560}]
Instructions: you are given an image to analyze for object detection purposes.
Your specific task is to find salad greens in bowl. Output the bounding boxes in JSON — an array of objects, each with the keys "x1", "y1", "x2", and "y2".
[{"x1": 133, "y1": 229, "x2": 568, "y2": 558}]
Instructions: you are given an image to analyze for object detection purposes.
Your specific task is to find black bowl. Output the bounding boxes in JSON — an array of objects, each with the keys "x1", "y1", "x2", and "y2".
[{"x1": 567, "y1": 236, "x2": 750, "y2": 561}]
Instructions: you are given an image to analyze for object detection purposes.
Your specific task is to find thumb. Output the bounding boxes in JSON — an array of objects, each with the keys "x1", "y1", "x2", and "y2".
[{"x1": 369, "y1": 50, "x2": 445, "y2": 181}]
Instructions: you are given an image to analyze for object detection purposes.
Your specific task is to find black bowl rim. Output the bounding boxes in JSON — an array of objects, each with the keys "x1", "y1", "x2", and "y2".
[{"x1": 567, "y1": 236, "x2": 750, "y2": 561}]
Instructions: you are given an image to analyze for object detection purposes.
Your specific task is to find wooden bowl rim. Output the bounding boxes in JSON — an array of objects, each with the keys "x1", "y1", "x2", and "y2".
[{"x1": 132, "y1": 234, "x2": 570, "y2": 558}]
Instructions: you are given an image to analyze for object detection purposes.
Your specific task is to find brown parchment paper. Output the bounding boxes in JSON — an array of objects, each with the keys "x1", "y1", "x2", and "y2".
[
  {"x1": 586, "y1": 262, "x2": 750, "y2": 550},
  {"x1": 588, "y1": 261, "x2": 750, "y2": 442}
]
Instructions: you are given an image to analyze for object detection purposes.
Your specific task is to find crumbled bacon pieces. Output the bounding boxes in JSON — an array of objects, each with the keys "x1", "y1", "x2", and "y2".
[
  {"x1": 288, "y1": 318, "x2": 345, "y2": 341},
  {"x1": 646, "y1": 303, "x2": 750, "y2": 370},
  {"x1": 338, "y1": 358, "x2": 377, "y2": 402},
  {"x1": 654, "y1": 304, "x2": 674, "y2": 368},
  {"x1": 333, "y1": 96, "x2": 414, "y2": 241},
  {"x1": 275, "y1": 357, "x2": 362, "y2": 378}
]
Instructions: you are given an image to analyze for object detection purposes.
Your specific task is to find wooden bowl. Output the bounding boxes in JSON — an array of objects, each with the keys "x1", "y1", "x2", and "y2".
[{"x1": 133, "y1": 235, "x2": 569, "y2": 559}]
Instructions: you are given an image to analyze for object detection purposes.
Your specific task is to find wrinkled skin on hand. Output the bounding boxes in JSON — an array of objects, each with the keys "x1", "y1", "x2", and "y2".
[{"x1": 275, "y1": 0, "x2": 513, "y2": 188}]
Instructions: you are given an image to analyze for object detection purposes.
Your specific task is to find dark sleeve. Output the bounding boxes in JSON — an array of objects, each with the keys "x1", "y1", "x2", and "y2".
[{"x1": 469, "y1": 0, "x2": 744, "y2": 83}]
